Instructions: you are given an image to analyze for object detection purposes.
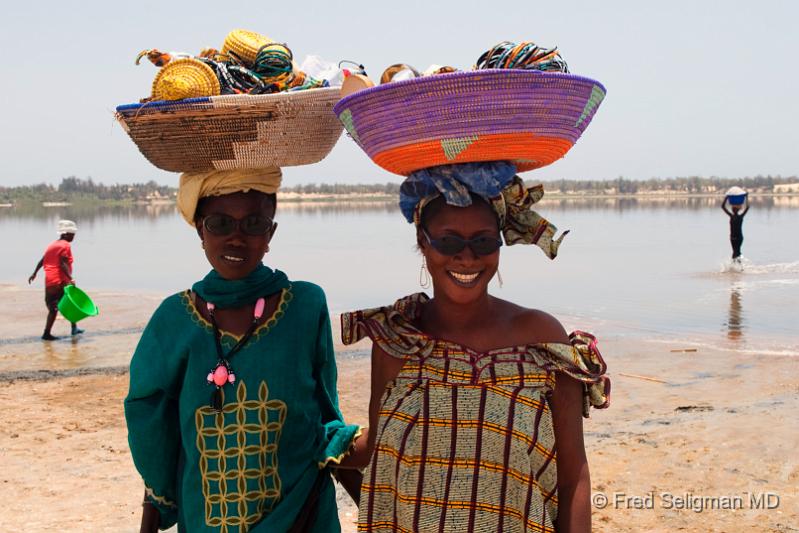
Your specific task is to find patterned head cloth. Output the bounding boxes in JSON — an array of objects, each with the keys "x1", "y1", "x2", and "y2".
[
  {"x1": 177, "y1": 167, "x2": 282, "y2": 225},
  {"x1": 399, "y1": 162, "x2": 568, "y2": 259}
]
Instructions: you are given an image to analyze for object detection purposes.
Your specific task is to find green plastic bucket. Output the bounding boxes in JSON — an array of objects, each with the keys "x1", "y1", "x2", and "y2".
[{"x1": 57, "y1": 285, "x2": 99, "y2": 323}]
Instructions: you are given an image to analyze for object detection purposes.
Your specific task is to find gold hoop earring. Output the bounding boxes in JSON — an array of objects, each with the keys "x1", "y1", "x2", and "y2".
[
  {"x1": 419, "y1": 258, "x2": 431, "y2": 289},
  {"x1": 496, "y1": 269, "x2": 503, "y2": 288}
]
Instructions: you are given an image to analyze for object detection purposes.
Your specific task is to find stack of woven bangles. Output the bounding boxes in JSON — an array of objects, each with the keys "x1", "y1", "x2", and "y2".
[{"x1": 475, "y1": 41, "x2": 569, "y2": 72}]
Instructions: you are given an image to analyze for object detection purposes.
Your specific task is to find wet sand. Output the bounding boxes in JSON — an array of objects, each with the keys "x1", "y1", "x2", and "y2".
[{"x1": 0, "y1": 286, "x2": 796, "y2": 532}]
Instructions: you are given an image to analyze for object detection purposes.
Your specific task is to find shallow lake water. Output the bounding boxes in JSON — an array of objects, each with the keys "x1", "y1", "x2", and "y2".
[{"x1": 3, "y1": 196, "x2": 798, "y2": 359}]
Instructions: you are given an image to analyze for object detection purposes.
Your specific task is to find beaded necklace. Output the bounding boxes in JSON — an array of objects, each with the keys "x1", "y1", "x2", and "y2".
[{"x1": 205, "y1": 297, "x2": 265, "y2": 412}]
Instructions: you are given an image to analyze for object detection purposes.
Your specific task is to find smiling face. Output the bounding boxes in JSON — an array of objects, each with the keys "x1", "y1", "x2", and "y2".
[
  {"x1": 195, "y1": 191, "x2": 277, "y2": 280},
  {"x1": 418, "y1": 196, "x2": 501, "y2": 304}
]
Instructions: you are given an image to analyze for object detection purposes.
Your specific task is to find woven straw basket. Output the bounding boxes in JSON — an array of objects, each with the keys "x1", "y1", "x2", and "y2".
[
  {"x1": 116, "y1": 88, "x2": 343, "y2": 172},
  {"x1": 333, "y1": 70, "x2": 606, "y2": 176}
]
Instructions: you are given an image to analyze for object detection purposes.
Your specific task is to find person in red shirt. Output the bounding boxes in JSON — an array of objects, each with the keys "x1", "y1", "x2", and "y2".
[{"x1": 28, "y1": 220, "x2": 84, "y2": 340}]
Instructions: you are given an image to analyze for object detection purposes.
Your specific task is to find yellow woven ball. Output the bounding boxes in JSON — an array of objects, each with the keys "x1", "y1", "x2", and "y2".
[
  {"x1": 222, "y1": 29, "x2": 272, "y2": 66},
  {"x1": 151, "y1": 58, "x2": 221, "y2": 101}
]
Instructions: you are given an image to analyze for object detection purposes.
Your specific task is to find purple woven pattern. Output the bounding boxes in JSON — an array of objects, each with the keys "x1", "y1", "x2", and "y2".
[{"x1": 334, "y1": 70, "x2": 605, "y2": 158}]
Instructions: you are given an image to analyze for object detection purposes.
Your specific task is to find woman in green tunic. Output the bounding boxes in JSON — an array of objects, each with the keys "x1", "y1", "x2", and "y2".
[{"x1": 125, "y1": 169, "x2": 361, "y2": 532}]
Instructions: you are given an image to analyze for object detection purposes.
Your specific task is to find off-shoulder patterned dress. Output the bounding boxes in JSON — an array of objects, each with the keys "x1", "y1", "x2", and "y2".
[{"x1": 342, "y1": 293, "x2": 610, "y2": 533}]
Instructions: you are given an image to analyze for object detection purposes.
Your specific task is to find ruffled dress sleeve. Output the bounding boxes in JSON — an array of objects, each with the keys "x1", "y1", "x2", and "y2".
[
  {"x1": 340, "y1": 293, "x2": 434, "y2": 359},
  {"x1": 312, "y1": 290, "x2": 362, "y2": 468},
  {"x1": 123, "y1": 298, "x2": 184, "y2": 528},
  {"x1": 534, "y1": 330, "x2": 611, "y2": 417},
  {"x1": 342, "y1": 294, "x2": 610, "y2": 418}
]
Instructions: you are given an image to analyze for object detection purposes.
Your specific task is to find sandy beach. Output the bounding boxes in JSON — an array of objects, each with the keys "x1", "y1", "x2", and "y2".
[{"x1": 1, "y1": 286, "x2": 796, "y2": 532}]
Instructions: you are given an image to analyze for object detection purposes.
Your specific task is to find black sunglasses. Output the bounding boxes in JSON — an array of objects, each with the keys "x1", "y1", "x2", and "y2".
[
  {"x1": 202, "y1": 213, "x2": 274, "y2": 236},
  {"x1": 423, "y1": 229, "x2": 502, "y2": 256}
]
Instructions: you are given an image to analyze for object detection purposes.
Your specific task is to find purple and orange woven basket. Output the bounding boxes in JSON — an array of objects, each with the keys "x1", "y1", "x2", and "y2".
[{"x1": 333, "y1": 70, "x2": 605, "y2": 176}]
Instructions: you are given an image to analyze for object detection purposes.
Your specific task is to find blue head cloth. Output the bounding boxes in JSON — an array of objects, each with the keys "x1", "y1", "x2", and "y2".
[
  {"x1": 399, "y1": 162, "x2": 517, "y2": 223},
  {"x1": 398, "y1": 161, "x2": 568, "y2": 259}
]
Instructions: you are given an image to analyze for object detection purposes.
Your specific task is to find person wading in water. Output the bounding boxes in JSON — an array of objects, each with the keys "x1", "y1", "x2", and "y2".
[
  {"x1": 28, "y1": 219, "x2": 84, "y2": 340},
  {"x1": 721, "y1": 197, "x2": 750, "y2": 260}
]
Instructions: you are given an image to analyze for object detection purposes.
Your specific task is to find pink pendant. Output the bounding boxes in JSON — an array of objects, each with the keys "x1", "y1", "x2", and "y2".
[
  {"x1": 254, "y1": 298, "x2": 265, "y2": 320},
  {"x1": 228, "y1": 373, "x2": 236, "y2": 384},
  {"x1": 206, "y1": 372, "x2": 214, "y2": 383},
  {"x1": 213, "y1": 365, "x2": 229, "y2": 387}
]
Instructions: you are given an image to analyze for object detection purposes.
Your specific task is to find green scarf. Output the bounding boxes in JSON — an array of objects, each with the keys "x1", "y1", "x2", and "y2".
[{"x1": 192, "y1": 263, "x2": 290, "y2": 309}]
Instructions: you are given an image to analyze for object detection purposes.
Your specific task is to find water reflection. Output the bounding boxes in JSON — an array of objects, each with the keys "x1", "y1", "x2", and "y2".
[
  {"x1": 0, "y1": 202, "x2": 177, "y2": 222},
  {"x1": 725, "y1": 284, "x2": 745, "y2": 341},
  {"x1": 42, "y1": 335, "x2": 86, "y2": 367},
  {"x1": 0, "y1": 200, "x2": 400, "y2": 223},
  {"x1": 2, "y1": 195, "x2": 795, "y2": 222},
  {"x1": 535, "y1": 195, "x2": 799, "y2": 212}
]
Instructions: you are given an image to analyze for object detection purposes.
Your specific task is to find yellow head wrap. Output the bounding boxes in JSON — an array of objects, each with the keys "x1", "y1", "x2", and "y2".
[{"x1": 177, "y1": 168, "x2": 283, "y2": 225}]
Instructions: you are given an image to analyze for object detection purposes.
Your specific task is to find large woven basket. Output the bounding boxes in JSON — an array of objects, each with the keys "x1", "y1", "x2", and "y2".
[
  {"x1": 116, "y1": 88, "x2": 343, "y2": 172},
  {"x1": 333, "y1": 70, "x2": 605, "y2": 175}
]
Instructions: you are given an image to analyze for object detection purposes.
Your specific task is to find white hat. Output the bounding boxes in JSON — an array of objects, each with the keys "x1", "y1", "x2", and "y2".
[{"x1": 57, "y1": 220, "x2": 78, "y2": 234}]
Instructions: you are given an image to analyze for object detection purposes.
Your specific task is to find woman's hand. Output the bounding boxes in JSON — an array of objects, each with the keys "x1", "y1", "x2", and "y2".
[
  {"x1": 336, "y1": 427, "x2": 371, "y2": 470},
  {"x1": 332, "y1": 467, "x2": 363, "y2": 505}
]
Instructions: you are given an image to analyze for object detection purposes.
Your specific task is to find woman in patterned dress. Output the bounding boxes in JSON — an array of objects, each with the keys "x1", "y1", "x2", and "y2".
[{"x1": 341, "y1": 162, "x2": 610, "y2": 532}]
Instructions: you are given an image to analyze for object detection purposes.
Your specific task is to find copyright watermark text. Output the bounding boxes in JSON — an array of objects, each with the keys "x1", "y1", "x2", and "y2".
[{"x1": 592, "y1": 491, "x2": 780, "y2": 513}]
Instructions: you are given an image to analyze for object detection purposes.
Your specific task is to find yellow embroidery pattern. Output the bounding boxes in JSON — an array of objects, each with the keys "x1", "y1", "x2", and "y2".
[
  {"x1": 145, "y1": 485, "x2": 177, "y2": 509},
  {"x1": 195, "y1": 380, "x2": 287, "y2": 532},
  {"x1": 182, "y1": 286, "x2": 294, "y2": 343}
]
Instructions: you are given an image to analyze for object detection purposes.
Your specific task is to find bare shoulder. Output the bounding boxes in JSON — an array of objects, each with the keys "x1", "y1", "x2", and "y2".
[
  {"x1": 494, "y1": 298, "x2": 571, "y2": 345},
  {"x1": 370, "y1": 342, "x2": 406, "y2": 379}
]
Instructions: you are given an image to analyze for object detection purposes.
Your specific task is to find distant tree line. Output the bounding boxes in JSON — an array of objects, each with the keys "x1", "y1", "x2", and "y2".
[
  {"x1": 280, "y1": 182, "x2": 400, "y2": 195},
  {"x1": 0, "y1": 177, "x2": 173, "y2": 203},
  {"x1": 280, "y1": 176, "x2": 797, "y2": 195},
  {"x1": 1, "y1": 175, "x2": 796, "y2": 203},
  {"x1": 542, "y1": 175, "x2": 797, "y2": 194}
]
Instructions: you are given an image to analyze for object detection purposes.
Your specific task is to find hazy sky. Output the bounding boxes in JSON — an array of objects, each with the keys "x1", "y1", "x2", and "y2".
[{"x1": 1, "y1": 0, "x2": 796, "y2": 186}]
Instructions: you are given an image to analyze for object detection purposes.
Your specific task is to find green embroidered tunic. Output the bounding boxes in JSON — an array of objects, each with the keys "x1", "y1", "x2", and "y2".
[{"x1": 125, "y1": 281, "x2": 359, "y2": 532}]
